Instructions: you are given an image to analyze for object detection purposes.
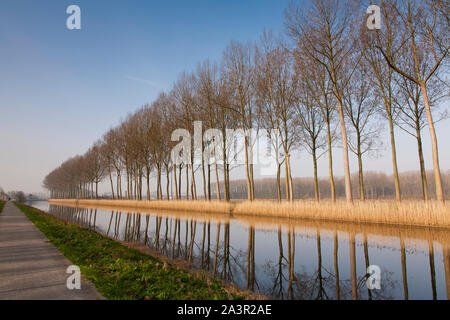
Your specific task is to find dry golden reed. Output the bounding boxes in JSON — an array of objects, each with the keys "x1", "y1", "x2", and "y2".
[
  {"x1": 48, "y1": 199, "x2": 450, "y2": 229},
  {"x1": 232, "y1": 200, "x2": 450, "y2": 228},
  {"x1": 49, "y1": 199, "x2": 233, "y2": 214}
]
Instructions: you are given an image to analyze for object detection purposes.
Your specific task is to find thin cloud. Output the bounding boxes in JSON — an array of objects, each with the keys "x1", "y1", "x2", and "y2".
[{"x1": 126, "y1": 76, "x2": 164, "y2": 89}]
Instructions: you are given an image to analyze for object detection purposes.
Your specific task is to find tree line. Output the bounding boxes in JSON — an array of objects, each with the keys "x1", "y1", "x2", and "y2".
[
  {"x1": 226, "y1": 170, "x2": 450, "y2": 200},
  {"x1": 8, "y1": 191, "x2": 27, "y2": 203},
  {"x1": 0, "y1": 187, "x2": 9, "y2": 201},
  {"x1": 44, "y1": 0, "x2": 449, "y2": 204}
]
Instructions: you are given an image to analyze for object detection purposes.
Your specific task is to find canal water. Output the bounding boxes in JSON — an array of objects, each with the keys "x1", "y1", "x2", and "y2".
[{"x1": 27, "y1": 201, "x2": 450, "y2": 300}]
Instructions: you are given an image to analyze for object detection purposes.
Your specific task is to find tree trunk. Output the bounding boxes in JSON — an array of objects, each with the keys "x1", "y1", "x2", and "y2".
[
  {"x1": 420, "y1": 82, "x2": 444, "y2": 203},
  {"x1": 358, "y1": 151, "x2": 365, "y2": 201},
  {"x1": 207, "y1": 164, "x2": 211, "y2": 200},
  {"x1": 284, "y1": 161, "x2": 290, "y2": 201},
  {"x1": 222, "y1": 159, "x2": 228, "y2": 201},
  {"x1": 276, "y1": 163, "x2": 281, "y2": 202},
  {"x1": 337, "y1": 99, "x2": 353, "y2": 203},
  {"x1": 173, "y1": 164, "x2": 179, "y2": 200},
  {"x1": 201, "y1": 140, "x2": 207, "y2": 200},
  {"x1": 243, "y1": 132, "x2": 254, "y2": 201},
  {"x1": 178, "y1": 165, "x2": 182, "y2": 199},
  {"x1": 287, "y1": 156, "x2": 294, "y2": 202},
  {"x1": 284, "y1": 152, "x2": 294, "y2": 202},
  {"x1": 326, "y1": 120, "x2": 336, "y2": 203},
  {"x1": 226, "y1": 163, "x2": 231, "y2": 200},
  {"x1": 190, "y1": 162, "x2": 198, "y2": 200},
  {"x1": 117, "y1": 171, "x2": 122, "y2": 200},
  {"x1": 185, "y1": 164, "x2": 189, "y2": 200},
  {"x1": 139, "y1": 169, "x2": 143, "y2": 200},
  {"x1": 214, "y1": 153, "x2": 221, "y2": 201},
  {"x1": 221, "y1": 132, "x2": 230, "y2": 201},
  {"x1": 357, "y1": 133, "x2": 365, "y2": 201},
  {"x1": 312, "y1": 148, "x2": 319, "y2": 202},
  {"x1": 126, "y1": 167, "x2": 130, "y2": 200},
  {"x1": 415, "y1": 126, "x2": 429, "y2": 201},
  {"x1": 158, "y1": 167, "x2": 163, "y2": 200},
  {"x1": 166, "y1": 167, "x2": 170, "y2": 200},
  {"x1": 146, "y1": 166, "x2": 151, "y2": 200},
  {"x1": 249, "y1": 162, "x2": 255, "y2": 201},
  {"x1": 109, "y1": 173, "x2": 115, "y2": 200},
  {"x1": 388, "y1": 113, "x2": 402, "y2": 202}
]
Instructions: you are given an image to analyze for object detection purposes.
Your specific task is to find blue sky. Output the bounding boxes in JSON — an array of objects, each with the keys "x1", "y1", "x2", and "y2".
[
  {"x1": 0, "y1": 0, "x2": 290, "y2": 192},
  {"x1": 0, "y1": 0, "x2": 448, "y2": 193}
]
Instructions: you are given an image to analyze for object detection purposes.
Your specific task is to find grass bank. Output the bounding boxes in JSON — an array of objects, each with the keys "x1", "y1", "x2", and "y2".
[
  {"x1": 49, "y1": 199, "x2": 450, "y2": 229},
  {"x1": 0, "y1": 201, "x2": 6, "y2": 213},
  {"x1": 14, "y1": 203, "x2": 250, "y2": 300}
]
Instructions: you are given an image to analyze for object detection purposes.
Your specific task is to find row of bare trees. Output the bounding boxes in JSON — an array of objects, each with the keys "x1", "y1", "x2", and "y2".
[
  {"x1": 0, "y1": 187, "x2": 9, "y2": 201},
  {"x1": 8, "y1": 191, "x2": 27, "y2": 203},
  {"x1": 44, "y1": 0, "x2": 448, "y2": 203}
]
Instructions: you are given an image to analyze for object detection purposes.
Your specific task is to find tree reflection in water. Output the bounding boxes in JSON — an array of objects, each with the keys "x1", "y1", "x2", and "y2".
[{"x1": 47, "y1": 204, "x2": 450, "y2": 300}]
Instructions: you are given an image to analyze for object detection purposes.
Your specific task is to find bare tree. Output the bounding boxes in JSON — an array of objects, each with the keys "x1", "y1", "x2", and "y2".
[
  {"x1": 196, "y1": 60, "x2": 225, "y2": 200},
  {"x1": 255, "y1": 32, "x2": 297, "y2": 202},
  {"x1": 172, "y1": 72, "x2": 199, "y2": 200},
  {"x1": 295, "y1": 60, "x2": 327, "y2": 201},
  {"x1": 286, "y1": 0, "x2": 359, "y2": 203},
  {"x1": 223, "y1": 41, "x2": 256, "y2": 201},
  {"x1": 394, "y1": 71, "x2": 448, "y2": 201},
  {"x1": 85, "y1": 143, "x2": 106, "y2": 199},
  {"x1": 360, "y1": 2, "x2": 402, "y2": 202},
  {"x1": 373, "y1": 0, "x2": 449, "y2": 203},
  {"x1": 344, "y1": 63, "x2": 383, "y2": 200},
  {"x1": 298, "y1": 52, "x2": 338, "y2": 202}
]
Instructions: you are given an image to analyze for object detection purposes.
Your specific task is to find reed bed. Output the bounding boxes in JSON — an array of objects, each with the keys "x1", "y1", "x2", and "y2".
[
  {"x1": 48, "y1": 199, "x2": 450, "y2": 229},
  {"x1": 232, "y1": 200, "x2": 450, "y2": 228},
  {"x1": 48, "y1": 199, "x2": 234, "y2": 215}
]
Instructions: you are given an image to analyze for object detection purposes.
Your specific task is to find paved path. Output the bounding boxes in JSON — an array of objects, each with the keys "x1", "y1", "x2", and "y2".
[{"x1": 0, "y1": 202, "x2": 104, "y2": 300}]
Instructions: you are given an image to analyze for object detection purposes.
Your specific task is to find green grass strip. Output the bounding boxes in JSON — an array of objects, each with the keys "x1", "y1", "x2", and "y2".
[
  {"x1": 15, "y1": 203, "x2": 243, "y2": 300},
  {"x1": 0, "y1": 201, "x2": 6, "y2": 213}
]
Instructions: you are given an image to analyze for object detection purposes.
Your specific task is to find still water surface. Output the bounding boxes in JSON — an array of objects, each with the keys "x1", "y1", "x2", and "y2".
[{"x1": 27, "y1": 201, "x2": 450, "y2": 300}]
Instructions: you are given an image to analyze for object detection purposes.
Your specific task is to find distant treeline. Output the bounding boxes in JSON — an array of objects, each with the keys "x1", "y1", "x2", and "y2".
[{"x1": 219, "y1": 170, "x2": 450, "y2": 200}]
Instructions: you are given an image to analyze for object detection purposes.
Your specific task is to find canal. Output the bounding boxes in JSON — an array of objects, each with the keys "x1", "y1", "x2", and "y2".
[{"x1": 27, "y1": 201, "x2": 450, "y2": 300}]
